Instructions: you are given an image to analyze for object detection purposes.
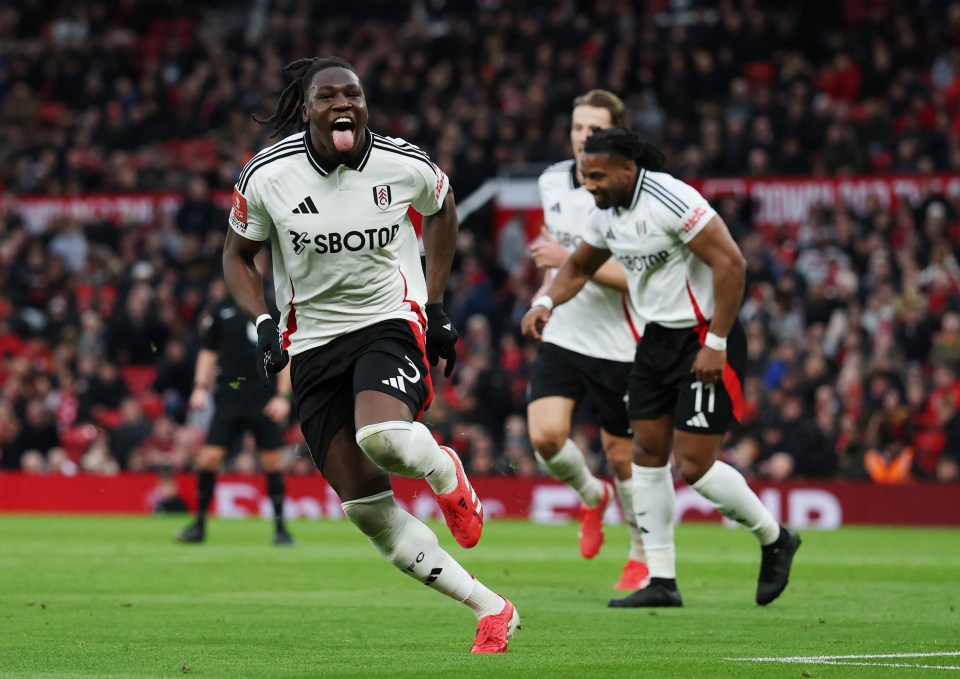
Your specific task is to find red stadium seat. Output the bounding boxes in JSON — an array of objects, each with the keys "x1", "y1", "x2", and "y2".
[
  {"x1": 743, "y1": 62, "x2": 776, "y2": 87},
  {"x1": 138, "y1": 392, "x2": 165, "y2": 421},
  {"x1": 120, "y1": 366, "x2": 158, "y2": 396},
  {"x1": 59, "y1": 424, "x2": 98, "y2": 461},
  {"x1": 94, "y1": 409, "x2": 124, "y2": 430}
]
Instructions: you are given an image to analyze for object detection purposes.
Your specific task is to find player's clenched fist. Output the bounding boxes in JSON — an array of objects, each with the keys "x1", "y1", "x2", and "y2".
[
  {"x1": 425, "y1": 303, "x2": 459, "y2": 377},
  {"x1": 256, "y1": 316, "x2": 289, "y2": 382}
]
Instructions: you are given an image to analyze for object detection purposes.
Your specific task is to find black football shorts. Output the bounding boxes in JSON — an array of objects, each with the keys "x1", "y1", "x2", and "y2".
[
  {"x1": 290, "y1": 318, "x2": 433, "y2": 470},
  {"x1": 627, "y1": 320, "x2": 746, "y2": 435},
  {"x1": 528, "y1": 341, "x2": 633, "y2": 438}
]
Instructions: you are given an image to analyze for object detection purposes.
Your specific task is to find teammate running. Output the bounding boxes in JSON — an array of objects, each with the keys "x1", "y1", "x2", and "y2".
[
  {"x1": 528, "y1": 90, "x2": 650, "y2": 591},
  {"x1": 523, "y1": 127, "x2": 800, "y2": 608}
]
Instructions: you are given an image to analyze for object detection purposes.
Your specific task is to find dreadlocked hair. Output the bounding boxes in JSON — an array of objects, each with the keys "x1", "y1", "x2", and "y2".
[
  {"x1": 253, "y1": 56, "x2": 357, "y2": 138},
  {"x1": 583, "y1": 127, "x2": 666, "y2": 172}
]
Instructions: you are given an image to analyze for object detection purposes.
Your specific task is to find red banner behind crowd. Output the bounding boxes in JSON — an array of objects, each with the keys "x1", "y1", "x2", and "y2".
[
  {"x1": 14, "y1": 173, "x2": 959, "y2": 235},
  {"x1": 1, "y1": 473, "x2": 958, "y2": 528},
  {"x1": 491, "y1": 172, "x2": 960, "y2": 243},
  {"x1": 694, "y1": 173, "x2": 960, "y2": 227},
  {"x1": 14, "y1": 192, "x2": 425, "y2": 234}
]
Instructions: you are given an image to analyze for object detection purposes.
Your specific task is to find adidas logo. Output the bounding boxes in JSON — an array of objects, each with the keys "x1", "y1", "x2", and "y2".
[
  {"x1": 292, "y1": 196, "x2": 319, "y2": 214},
  {"x1": 685, "y1": 412, "x2": 709, "y2": 428},
  {"x1": 605, "y1": 227, "x2": 616, "y2": 240},
  {"x1": 550, "y1": 202, "x2": 561, "y2": 213},
  {"x1": 382, "y1": 376, "x2": 407, "y2": 392},
  {"x1": 381, "y1": 356, "x2": 421, "y2": 393}
]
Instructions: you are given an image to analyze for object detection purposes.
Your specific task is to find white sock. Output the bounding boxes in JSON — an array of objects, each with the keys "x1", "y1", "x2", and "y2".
[
  {"x1": 691, "y1": 460, "x2": 780, "y2": 545},
  {"x1": 615, "y1": 477, "x2": 646, "y2": 563},
  {"x1": 464, "y1": 583, "x2": 507, "y2": 619},
  {"x1": 355, "y1": 421, "x2": 457, "y2": 495},
  {"x1": 631, "y1": 464, "x2": 676, "y2": 578},
  {"x1": 535, "y1": 439, "x2": 605, "y2": 507},
  {"x1": 341, "y1": 491, "x2": 501, "y2": 618}
]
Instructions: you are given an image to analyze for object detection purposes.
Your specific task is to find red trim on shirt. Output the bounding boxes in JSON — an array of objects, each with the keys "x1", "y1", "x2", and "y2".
[
  {"x1": 282, "y1": 278, "x2": 297, "y2": 350},
  {"x1": 399, "y1": 269, "x2": 427, "y2": 329},
  {"x1": 685, "y1": 279, "x2": 707, "y2": 325},
  {"x1": 620, "y1": 294, "x2": 641, "y2": 342}
]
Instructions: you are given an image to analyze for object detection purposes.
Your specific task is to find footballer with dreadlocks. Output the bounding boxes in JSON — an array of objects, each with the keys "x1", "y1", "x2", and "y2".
[
  {"x1": 523, "y1": 127, "x2": 801, "y2": 609},
  {"x1": 222, "y1": 57, "x2": 519, "y2": 653}
]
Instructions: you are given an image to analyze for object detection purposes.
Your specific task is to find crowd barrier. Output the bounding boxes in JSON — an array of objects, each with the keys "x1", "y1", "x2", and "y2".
[
  {"x1": 17, "y1": 173, "x2": 960, "y2": 235},
  {"x1": 1, "y1": 474, "x2": 958, "y2": 528}
]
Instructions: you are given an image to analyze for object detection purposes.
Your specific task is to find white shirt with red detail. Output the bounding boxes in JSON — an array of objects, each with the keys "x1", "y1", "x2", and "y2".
[
  {"x1": 582, "y1": 169, "x2": 718, "y2": 329},
  {"x1": 228, "y1": 130, "x2": 448, "y2": 355},
  {"x1": 538, "y1": 160, "x2": 642, "y2": 361}
]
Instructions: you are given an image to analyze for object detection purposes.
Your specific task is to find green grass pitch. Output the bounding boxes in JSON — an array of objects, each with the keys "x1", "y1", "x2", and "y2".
[{"x1": 1, "y1": 515, "x2": 958, "y2": 678}]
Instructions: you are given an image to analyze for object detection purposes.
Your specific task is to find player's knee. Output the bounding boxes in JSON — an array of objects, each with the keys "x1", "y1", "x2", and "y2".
[
  {"x1": 197, "y1": 446, "x2": 225, "y2": 470},
  {"x1": 355, "y1": 421, "x2": 413, "y2": 473},
  {"x1": 675, "y1": 457, "x2": 710, "y2": 485},
  {"x1": 529, "y1": 427, "x2": 566, "y2": 457},
  {"x1": 632, "y1": 442, "x2": 668, "y2": 467},
  {"x1": 602, "y1": 437, "x2": 633, "y2": 466},
  {"x1": 258, "y1": 450, "x2": 283, "y2": 473},
  {"x1": 341, "y1": 490, "x2": 399, "y2": 538}
]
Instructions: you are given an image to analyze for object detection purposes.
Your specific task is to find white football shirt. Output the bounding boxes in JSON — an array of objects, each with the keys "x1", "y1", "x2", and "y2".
[
  {"x1": 538, "y1": 160, "x2": 642, "y2": 361},
  {"x1": 583, "y1": 169, "x2": 719, "y2": 329},
  {"x1": 228, "y1": 130, "x2": 449, "y2": 355}
]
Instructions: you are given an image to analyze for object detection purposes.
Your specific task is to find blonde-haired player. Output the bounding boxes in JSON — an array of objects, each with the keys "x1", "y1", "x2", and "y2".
[{"x1": 527, "y1": 90, "x2": 650, "y2": 591}]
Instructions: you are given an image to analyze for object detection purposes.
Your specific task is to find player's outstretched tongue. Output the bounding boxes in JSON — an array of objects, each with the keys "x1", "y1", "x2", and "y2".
[{"x1": 333, "y1": 129, "x2": 354, "y2": 153}]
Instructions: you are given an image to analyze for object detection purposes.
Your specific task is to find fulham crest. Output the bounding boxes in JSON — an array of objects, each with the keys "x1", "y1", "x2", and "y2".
[{"x1": 373, "y1": 185, "x2": 393, "y2": 211}]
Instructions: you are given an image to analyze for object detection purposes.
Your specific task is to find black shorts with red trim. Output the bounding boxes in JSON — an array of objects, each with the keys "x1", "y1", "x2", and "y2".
[
  {"x1": 627, "y1": 319, "x2": 746, "y2": 435},
  {"x1": 528, "y1": 342, "x2": 632, "y2": 438},
  {"x1": 290, "y1": 318, "x2": 433, "y2": 470}
]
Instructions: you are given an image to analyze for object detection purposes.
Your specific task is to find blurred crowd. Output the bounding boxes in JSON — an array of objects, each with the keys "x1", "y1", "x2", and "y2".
[{"x1": 1, "y1": 0, "x2": 960, "y2": 483}]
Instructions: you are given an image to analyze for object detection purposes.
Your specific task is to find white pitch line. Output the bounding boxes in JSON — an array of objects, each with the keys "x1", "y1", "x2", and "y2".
[
  {"x1": 728, "y1": 652, "x2": 960, "y2": 661},
  {"x1": 726, "y1": 651, "x2": 960, "y2": 671},
  {"x1": 815, "y1": 662, "x2": 960, "y2": 670}
]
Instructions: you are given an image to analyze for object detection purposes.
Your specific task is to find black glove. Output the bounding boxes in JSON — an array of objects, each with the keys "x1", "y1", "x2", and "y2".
[
  {"x1": 425, "y1": 303, "x2": 458, "y2": 377},
  {"x1": 256, "y1": 316, "x2": 289, "y2": 384}
]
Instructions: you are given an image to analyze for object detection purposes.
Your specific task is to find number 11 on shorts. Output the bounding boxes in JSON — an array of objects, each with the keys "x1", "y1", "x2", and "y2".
[{"x1": 690, "y1": 381, "x2": 716, "y2": 413}]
